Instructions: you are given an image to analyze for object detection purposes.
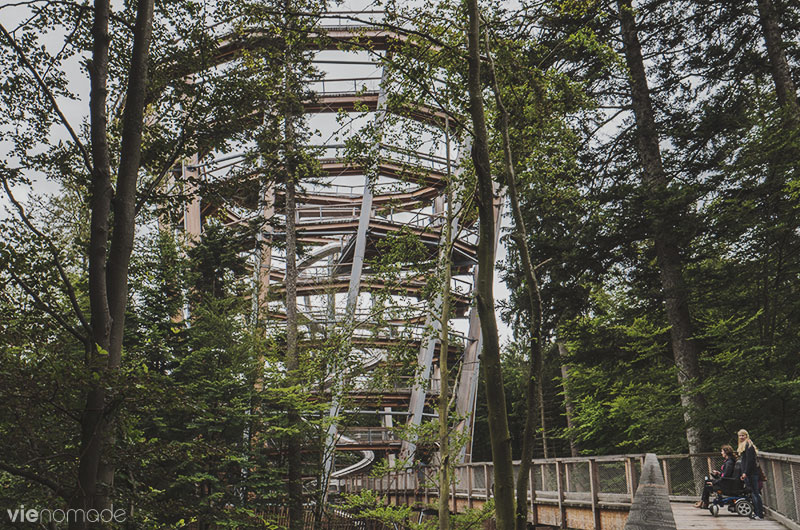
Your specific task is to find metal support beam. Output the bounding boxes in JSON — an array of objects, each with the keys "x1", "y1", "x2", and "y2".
[
  {"x1": 183, "y1": 155, "x2": 202, "y2": 240},
  {"x1": 324, "y1": 61, "x2": 391, "y2": 482},
  {"x1": 400, "y1": 131, "x2": 466, "y2": 463}
]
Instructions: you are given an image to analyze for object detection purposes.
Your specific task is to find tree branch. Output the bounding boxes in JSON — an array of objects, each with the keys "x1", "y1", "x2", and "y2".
[
  {"x1": 2, "y1": 177, "x2": 92, "y2": 336},
  {"x1": 134, "y1": 98, "x2": 199, "y2": 215},
  {"x1": 0, "y1": 0, "x2": 134, "y2": 31},
  {"x1": 0, "y1": 22, "x2": 94, "y2": 174},
  {"x1": 0, "y1": 460, "x2": 70, "y2": 500},
  {"x1": 6, "y1": 268, "x2": 88, "y2": 344}
]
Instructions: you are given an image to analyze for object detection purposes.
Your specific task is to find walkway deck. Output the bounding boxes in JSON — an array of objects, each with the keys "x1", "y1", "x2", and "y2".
[
  {"x1": 342, "y1": 452, "x2": 800, "y2": 530},
  {"x1": 672, "y1": 502, "x2": 783, "y2": 530}
]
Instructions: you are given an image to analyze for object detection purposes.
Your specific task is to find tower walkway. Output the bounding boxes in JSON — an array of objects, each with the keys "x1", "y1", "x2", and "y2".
[
  {"x1": 670, "y1": 501, "x2": 782, "y2": 530},
  {"x1": 339, "y1": 451, "x2": 800, "y2": 530}
]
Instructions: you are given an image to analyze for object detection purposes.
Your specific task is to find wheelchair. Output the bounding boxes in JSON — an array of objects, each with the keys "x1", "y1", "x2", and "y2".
[{"x1": 706, "y1": 476, "x2": 755, "y2": 517}]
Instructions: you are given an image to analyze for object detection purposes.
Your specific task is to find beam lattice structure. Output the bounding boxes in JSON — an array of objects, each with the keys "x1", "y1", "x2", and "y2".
[{"x1": 175, "y1": 10, "x2": 497, "y2": 481}]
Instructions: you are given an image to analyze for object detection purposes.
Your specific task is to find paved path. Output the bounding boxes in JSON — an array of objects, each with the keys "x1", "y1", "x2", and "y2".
[{"x1": 672, "y1": 502, "x2": 785, "y2": 530}]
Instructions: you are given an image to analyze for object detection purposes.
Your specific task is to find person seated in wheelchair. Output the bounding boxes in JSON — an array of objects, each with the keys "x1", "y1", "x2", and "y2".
[
  {"x1": 705, "y1": 446, "x2": 759, "y2": 517},
  {"x1": 695, "y1": 444, "x2": 738, "y2": 509},
  {"x1": 708, "y1": 471, "x2": 757, "y2": 517}
]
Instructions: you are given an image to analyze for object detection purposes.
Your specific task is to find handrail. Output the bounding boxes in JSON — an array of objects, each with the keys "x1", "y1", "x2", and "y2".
[
  {"x1": 197, "y1": 144, "x2": 450, "y2": 178},
  {"x1": 342, "y1": 451, "x2": 800, "y2": 530},
  {"x1": 308, "y1": 77, "x2": 382, "y2": 95},
  {"x1": 758, "y1": 452, "x2": 800, "y2": 529}
]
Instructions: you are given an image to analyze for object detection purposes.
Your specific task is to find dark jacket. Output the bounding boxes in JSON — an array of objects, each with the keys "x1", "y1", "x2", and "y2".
[
  {"x1": 711, "y1": 456, "x2": 737, "y2": 489},
  {"x1": 740, "y1": 443, "x2": 758, "y2": 476},
  {"x1": 720, "y1": 456, "x2": 736, "y2": 478}
]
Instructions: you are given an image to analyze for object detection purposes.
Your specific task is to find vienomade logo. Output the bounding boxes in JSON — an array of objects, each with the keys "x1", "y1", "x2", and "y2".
[{"x1": 6, "y1": 505, "x2": 127, "y2": 525}]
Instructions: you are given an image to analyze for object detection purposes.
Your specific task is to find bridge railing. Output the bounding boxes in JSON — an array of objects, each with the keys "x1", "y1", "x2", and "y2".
[
  {"x1": 341, "y1": 454, "x2": 646, "y2": 514},
  {"x1": 758, "y1": 452, "x2": 800, "y2": 529},
  {"x1": 451, "y1": 455, "x2": 643, "y2": 510},
  {"x1": 340, "y1": 452, "x2": 800, "y2": 525},
  {"x1": 654, "y1": 452, "x2": 800, "y2": 529},
  {"x1": 339, "y1": 427, "x2": 400, "y2": 445}
]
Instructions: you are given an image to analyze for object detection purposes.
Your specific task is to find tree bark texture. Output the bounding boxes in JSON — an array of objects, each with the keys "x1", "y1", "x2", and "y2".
[
  {"x1": 73, "y1": 0, "x2": 155, "y2": 525},
  {"x1": 283, "y1": 46, "x2": 304, "y2": 530},
  {"x1": 483, "y1": 34, "x2": 544, "y2": 530},
  {"x1": 465, "y1": 2, "x2": 516, "y2": 529},
  {"x1": 617, "y1": 0, "x2": 708, "y2": 460},
  {"x1": 285, "y1": 169, "x2": 303, "y2": 530},
  {"x1": 557, "y1": 342, "x2": 579, "y2": 457},
  {"x1": 753, "y1": 0, "x2": 798, "y2": 355},
  {"x1": 755, "y1": 0, "x2": 800, "y2": 115},
  {"x1": 438, "y1": 184, "x2": 454, "y2": 530}
]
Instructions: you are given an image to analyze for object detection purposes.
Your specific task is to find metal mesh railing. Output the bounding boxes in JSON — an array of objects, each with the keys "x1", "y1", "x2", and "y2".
[
  {"x1": 658, "y1": 452, "x2": 800, "y2": 526},
  {"x1": 342, "y1": 451, "x2": 800, "y2": 525},
  {"x1": 537, "y1": 462, "x2": 558, "y2": 492},
  {"x1": 597, "y1": 460, "x2": 633, "y2": 495},
  {"x1": 760, "y1": 452, "x2": 800, "y2": 526},
  {"x1": 659, "y1": 455, "x2": 700, "y2": 496},
  {"x1": 563, "y1": 461, "x2": 591, "y2": 493},
  {"x1": 450, "y1": 456, "x2": 645, "y2": 505}
]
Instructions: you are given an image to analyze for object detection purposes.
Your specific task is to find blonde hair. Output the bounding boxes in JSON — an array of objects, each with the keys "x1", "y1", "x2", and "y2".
[{"x1": 737, "y1": 429, "x2": 758, "y2": 454}]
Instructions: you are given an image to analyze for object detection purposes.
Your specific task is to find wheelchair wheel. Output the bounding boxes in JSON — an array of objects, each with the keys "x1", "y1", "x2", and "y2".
[
  {"x1": 709, "y1": 504, "x2": 719, "y2": 517},
  {"x1": 735, "y1": 499, "x2": 753, "y2": 517}
]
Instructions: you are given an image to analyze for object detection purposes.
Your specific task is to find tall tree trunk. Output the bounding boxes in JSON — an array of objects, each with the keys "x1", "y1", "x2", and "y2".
[
  {"x1": 557, "y1": 342, "x2": 579, "y2": 457},
  {"x1": 537, "y1": 376, "x2": 548, "y2": 458},
  {"x1": 617, "y1": 0, "x2": 707, "y2": 467},
  {"x1": 464, "y1": 2, "x2": 515, "y2": 530},
  {"x1": 482, "y1": 30, "x2": 544, "y2": 530},
  {"x1": 283, "y1": 15, "x2": 304, "y2": 527},
  {"x1": 754, "y1": 0, "x2": 798, "y2": 356},
  {"x1": 73, "y1": 0, "x2": 155, "y2": 525},
  {"x1": 438, "y1": 180, "x2": 454, "y2": 530},
  {"x1": 755, "y1": 0, "x2": 800, "y2": 116},
  {"x1": 285, "y1": 166, "x2": 303, "y2": 530}
]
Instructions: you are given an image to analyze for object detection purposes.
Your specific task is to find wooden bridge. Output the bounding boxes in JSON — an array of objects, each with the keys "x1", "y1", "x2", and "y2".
[{"x1": 339, "y1": 452, "x2": 800, "y2": 530}]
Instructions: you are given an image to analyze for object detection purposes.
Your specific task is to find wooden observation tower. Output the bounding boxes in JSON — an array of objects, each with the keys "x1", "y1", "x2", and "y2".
[{"x1": 175, "y1": 10, "x2": 502, "y2": 485}]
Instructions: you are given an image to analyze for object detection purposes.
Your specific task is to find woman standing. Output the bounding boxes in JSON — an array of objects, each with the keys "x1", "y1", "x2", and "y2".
[{"x1": 738, "y1": 429, "x2": 764, "y2": 519}]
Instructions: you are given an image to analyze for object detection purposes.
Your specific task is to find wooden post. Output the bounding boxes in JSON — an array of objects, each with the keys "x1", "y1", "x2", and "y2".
[
  {"x1": 414, "y1": 466, "x2": 419, "y2": 503},
  {"x1": 182, "y1": 156, "x2": 202, "y2": 241},
  {"x1": 468, "y1": 465, "x2": 474, "y2": 509},
  {"x1": 625, "y1": 458, "x2": 635, "y2": 503},
  {"x1": 484, "y1": 464, "x2": 490, "y2": 499},
  {"x1": 791, "y1": 462, "x2": 800, "y2": 522},
  {"x1": 589, "y1": 459, "x2": 601, "y2": 530},
  {"x1": 556, "y1": 461, "x2": 566, "y2": 529},
  {"x1": 661, "y1": 459, "x2": 672, "y2": 495},
  {"x1": 425, "y1": 468, "x2": 429, "y2": 504},
  {"x1": 452, "y1": 471, "x2": 457, "y2": 513},
  {"x1": 529, "y1": 466, "x2": 538, "y2": 526},
  {"x1": 770, "y1": 459, "x2": 785, "y2": 514},
  {"x1": 707, "y1": 456, "x2": 713, "y2": 475},
  {"x1": 564, "y1": 461, "x2": 571, "y2": 492}
]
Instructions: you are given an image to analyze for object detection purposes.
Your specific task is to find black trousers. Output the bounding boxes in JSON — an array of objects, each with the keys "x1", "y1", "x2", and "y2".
[{"x1": 701, "y1": 482, "x2": 715, "y2": 504}]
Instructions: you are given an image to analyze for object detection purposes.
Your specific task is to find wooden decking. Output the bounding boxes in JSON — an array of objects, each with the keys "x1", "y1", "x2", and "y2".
[{"x1": 672, "y1": 502, "x2": 784, "y2": 530}]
